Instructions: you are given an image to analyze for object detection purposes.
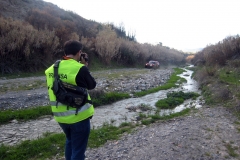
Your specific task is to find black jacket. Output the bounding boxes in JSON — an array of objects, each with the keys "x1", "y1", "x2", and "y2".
[{"x1": 75, "y1": 66, "x2": 96, "y2": 90}]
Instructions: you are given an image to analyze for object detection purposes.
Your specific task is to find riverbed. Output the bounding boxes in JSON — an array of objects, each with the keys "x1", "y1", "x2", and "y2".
[{"x1": 91, "y1": 67, "x2": 203, "y2": 128}]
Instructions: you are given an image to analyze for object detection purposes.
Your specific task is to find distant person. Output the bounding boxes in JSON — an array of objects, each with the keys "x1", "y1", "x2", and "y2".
[{"x1": 45, "y1": 40, "x2": 96, "y2": 160}]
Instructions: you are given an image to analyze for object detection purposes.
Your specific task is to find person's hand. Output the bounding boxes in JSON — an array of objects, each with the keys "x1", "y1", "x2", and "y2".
[{"x1": 80, "y1": 53, "x2": 88, "y2": 66}]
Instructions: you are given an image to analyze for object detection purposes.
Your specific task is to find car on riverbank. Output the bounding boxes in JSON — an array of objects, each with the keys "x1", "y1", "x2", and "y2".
[{"x1": 145, "y1": 60, "x2": 159, "y2": 69}]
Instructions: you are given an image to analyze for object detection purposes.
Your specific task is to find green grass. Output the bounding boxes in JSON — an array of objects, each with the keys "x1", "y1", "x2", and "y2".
[
  {"x1": 218, "y1": 68, "x2": 240, "y2": 85},
  {"x1": 92, "y1": 92, "x2": 130, "y2": 107},
  {"x1": 141, "y1": 108, "x2": 191, "y2": 125},
  {"x1": 201, "y1": 85, "x2": 216, "y2": 105},
  {"x1": 155, "y1": 91, "x2": 200, "y2": 109},
  {"x1": 0, "y1": 133, "x2": 65, "y2": 160},
  {"x1": 198, "y1": 66, "x2": 240, "y2": 105},
  {"x1": 133, "y1": 68, "x2": 186, "y2": 97},
  {"x1": 88, "y1": 122, "x2": 133, "y2": 148},
  {"x1": 0, "y1": 108, "x2": 191, "y2": 160},
  {"x1": 225, "y1": 143, "x2": 239, "y2": 157},
  {"x1": 0, "y1": 106, "x2": 52, "y2": 125}
]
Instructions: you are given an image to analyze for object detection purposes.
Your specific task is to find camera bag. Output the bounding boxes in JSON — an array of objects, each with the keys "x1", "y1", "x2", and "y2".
[{"x1": 51, "y1": 60, "x2": 91, "y2": 115}]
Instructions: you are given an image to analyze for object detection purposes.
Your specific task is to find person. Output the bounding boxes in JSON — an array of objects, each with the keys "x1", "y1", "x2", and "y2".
[{"x1": 45, "y1": 40, "x2": 96, "y2": 160}]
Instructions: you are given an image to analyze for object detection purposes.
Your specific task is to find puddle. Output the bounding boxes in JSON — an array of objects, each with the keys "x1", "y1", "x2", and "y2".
[{"x1": 91, "y1": 66, "x2": 203, "y2": 128}]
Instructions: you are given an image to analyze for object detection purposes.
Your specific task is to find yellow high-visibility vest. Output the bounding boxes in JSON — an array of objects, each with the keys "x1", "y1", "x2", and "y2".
[{"x1": 45, "y1": 59, "x2": 94, "y2": 124}]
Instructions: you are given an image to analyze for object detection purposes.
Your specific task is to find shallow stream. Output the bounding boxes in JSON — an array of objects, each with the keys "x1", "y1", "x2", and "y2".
[{"x1": 91, "y1": 66, "x2": 203, "y2": 128}]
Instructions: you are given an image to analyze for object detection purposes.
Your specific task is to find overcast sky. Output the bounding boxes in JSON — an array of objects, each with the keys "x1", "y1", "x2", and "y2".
[{"x1": 44, "y1": 0, "x2": 240, "y2": 52}]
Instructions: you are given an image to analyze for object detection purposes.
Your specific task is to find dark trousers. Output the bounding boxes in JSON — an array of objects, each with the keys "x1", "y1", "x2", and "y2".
[{"x1": 59, "y1": 118, "x2": 90, "y2": 160}]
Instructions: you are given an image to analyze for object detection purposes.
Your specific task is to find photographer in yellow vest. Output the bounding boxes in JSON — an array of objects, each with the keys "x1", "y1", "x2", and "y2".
[{"x1": 45, "y1": 40, "x2": 96, "y2": 160}]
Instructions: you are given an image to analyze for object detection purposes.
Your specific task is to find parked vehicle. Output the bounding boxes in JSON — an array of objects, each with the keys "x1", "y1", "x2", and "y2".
[{"x1": 145, "y1": 60, "x2": 159, "y2": 68}]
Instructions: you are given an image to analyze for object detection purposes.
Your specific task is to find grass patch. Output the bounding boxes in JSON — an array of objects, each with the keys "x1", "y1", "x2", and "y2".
[
  {"x1": 133, "y1": 68, "x2": 186, "y2": 97},
  {"x1": 0, "y1": 133, "x2": 65, "y2": 160},
  {"x1": 0, "y1": 106, "x2": 52, "y2": 125},
  {"x1": 218, "y1": 68, "x2": 240, "y2": 85},
  {"x1": 155, "y1": 91, "x2": 200, "y2": 109},
  {"x1": 201, "y1": 85, "x2": 216, "y2": 105},
  {"x1": 141, "y1": 108, "x2": 191, "y2": 125},
  {"x1": 0, "y1": 122, "x2": 133, "y2": 160},
  {"x1": 92, "y1": 92, "x2": 130, "y2": 107},
  {"x1": 194, "y1": 65, "x2": 240, "y2": 105},
  {"x1": 225, "y1": 143, "x2": 239, "y2": 157},
  {"x1": 88, "y1": 122, "x2": 133, "y2": 148}
]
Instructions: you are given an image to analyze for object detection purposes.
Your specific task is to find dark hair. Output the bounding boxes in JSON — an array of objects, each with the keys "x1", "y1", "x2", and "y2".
[{"x1": 64, "y1": 40, "x2": 82, "y2": 55}]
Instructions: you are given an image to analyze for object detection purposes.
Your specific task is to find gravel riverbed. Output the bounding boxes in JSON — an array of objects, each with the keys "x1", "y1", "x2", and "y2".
[{"x1": 0, "y1": 67, "x2": 240, "y2": 160}]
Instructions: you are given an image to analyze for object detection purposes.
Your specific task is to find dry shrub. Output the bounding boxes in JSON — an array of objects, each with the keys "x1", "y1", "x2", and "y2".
[
  {"x1": 80, "y1": 37, "x2": 96, "y2": 51},
  {"x1": 209, "y1": 83, "x2": 232, "y2": 102},
  {"x1": 227, "y1": 59, "x2": 240, "y2": 68},
  {"x1": 117, "y1": 39, "x2": 144, "y2": 65},
  {"x1": 0, "y1": 17, "x2": 59, "y2": 73},
  {"x1": 194, "y1": 69, "x2": 210, "y2": 87},
  {"x1": 205, "y1": 66, "x2": 218, "y2": 76},
  {"x1": 95, "y1": 25, "x2": 121, "y2": 64},
  {"x1": 193, "y1": 35, "x2": 240, "y2": 67},
  {"x1": 194, "y1": 66, "x2": 219, "y2": 87}
]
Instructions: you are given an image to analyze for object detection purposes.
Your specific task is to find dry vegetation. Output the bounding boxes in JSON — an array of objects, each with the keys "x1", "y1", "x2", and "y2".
[
  {"x1": 192, "y1": 35, "x2": 240, "y2": 66},
  {"x1": 192, "y1": 35, "x2": 240, "y2": 112},
  {"x1": 0, "y1": 0, "x2": 186, "y2": 75}
]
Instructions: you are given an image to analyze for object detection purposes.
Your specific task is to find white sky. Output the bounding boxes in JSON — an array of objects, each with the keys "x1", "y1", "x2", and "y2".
[{"x1": 44, "y1": 0, "x2": 240, "y2": 52}]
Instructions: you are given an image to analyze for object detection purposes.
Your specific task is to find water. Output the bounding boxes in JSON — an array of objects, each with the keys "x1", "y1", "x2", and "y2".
[{"x1": 91, "y1": 66, "x2": 202, "y2": 128}]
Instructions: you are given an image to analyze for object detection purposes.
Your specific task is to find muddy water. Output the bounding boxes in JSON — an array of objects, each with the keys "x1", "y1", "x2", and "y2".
[{"x1": 91, "y1": 67, "x2": 202, "y2": 128}]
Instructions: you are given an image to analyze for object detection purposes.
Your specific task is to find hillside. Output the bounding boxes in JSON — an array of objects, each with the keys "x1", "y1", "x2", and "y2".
[
  {"x1": 0, "y1": 0, "x2": 84, "y2": 22},
  {"x1": 0, "y1": 0, "x2": 186, "y2": 75},
  {"x1": 0, "y1": 0, "x2": 53, "y2": 20},
  {"x1": 0, "y1": 0, "x2": 98, "y2": 33}
]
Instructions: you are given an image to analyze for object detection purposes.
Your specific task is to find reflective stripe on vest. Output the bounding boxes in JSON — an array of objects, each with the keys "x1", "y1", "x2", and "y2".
[{"x1": 52, "y1": 103, "x2": 92, "y2": 117}]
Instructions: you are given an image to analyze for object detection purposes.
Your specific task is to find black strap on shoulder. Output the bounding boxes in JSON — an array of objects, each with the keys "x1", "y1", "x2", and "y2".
[
  {"x1": 53, "y1": 60, "x2": 64, "y2": 108},
  {"x1": 53, "y1": 60, "x2": 61, "y2": 79}
]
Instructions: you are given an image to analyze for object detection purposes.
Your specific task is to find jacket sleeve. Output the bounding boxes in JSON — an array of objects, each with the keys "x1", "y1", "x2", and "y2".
[{"x1": 75, "y1": 66, "x2": 96, "y2": 90}]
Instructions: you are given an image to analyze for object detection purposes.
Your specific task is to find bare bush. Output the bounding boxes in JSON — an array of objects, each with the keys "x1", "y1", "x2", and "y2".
[
  {"x1": 95, "y1": 26, "x2": 121, "y2": 64},
  {"x1": 210, "y1": 84, "x2": 232, "y2": 102},
  {"x1": 193, "y1": 35, "x2": 240, "y2": 67},
  {"x1": 0, "y1": 17, "x2": 59, "y2": 73},
  {"x1": 227, "y1": 59, "x2": 240, "y2": 68},
  {"x1": 193, "y1": 66, "x2": 219, "y2": 87}
]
